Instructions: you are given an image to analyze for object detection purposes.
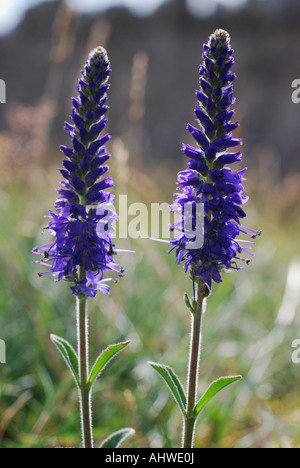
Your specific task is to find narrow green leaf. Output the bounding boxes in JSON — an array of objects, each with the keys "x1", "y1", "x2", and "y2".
[
  {"x1": 50, "y1": 334, "x2": 80, "y2": 388},
  {"x1": 99, "y1": 428, "x2": 135, "y2": 448},
  {"x1": 87, "y1": 341, "x2": 130, "y2": 389},
  {"x1": 150, "y1": 362, "x2": 187, "y2": 416},
  {"x1": 193, "y1": 375, "x2": 242, "y2": 418},
  {"x1": 184, "y1": 293, "x2": 195, "y2": 314}
]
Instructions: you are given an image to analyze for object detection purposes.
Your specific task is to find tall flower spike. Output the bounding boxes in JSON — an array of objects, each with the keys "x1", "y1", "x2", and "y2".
[
  {"x1": 33, "y1": 47, "x2": 123, "y2": 297},
  {"x1": 170, "y1": 29, "x2": 260, "y2": 288}
]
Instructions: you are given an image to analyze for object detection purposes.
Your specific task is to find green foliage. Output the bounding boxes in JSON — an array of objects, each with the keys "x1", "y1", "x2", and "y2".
[
  {"x1": 193, "y1": 376, "x2": 242, "y2": 418},
  {"x1": 150, "y1": 363, "x2": 187, "y2": 416},
  {"x1": 151, "y1": 361, "x2": 241, "y2": 427},
  {"x1": 184, "y1": 293, "x2": 196, "y2": 315},
  {"x1": 88, "y1": 341, "x2": 130, "y2": 389},
  {"x1": 99, "y1": 428, "x2": 135, "y2": 448},
  {"x1": 50, "y1": 335, "x2": 80, "y2": 388}
]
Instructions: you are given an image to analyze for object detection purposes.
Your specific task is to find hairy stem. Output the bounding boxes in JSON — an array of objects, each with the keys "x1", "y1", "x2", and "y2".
[
  {"x1": 77, "y1": 292, "x2": 93, "y2": 448},
  {"x1": 182, "y1": 281, "x2": 207, "y2": 448}
]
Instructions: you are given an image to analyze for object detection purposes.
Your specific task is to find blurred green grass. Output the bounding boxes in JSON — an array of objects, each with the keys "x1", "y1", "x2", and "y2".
[{"x1": 0, "y1": 147, "x2": 300, "y2": 448}]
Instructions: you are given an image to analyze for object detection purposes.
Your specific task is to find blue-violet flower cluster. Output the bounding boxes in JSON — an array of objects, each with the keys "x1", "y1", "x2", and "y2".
[
  {"x1": 33, "y1": 47, "x2": 123, "y2": 297},
  {"x1": 170, "y1": 29, "x2": 260, "y2": 287}
]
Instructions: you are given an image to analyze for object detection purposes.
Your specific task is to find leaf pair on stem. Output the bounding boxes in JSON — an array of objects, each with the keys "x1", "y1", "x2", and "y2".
[
  {"x1": 151, "y1": 289, "x2": 241, "y2": 448},
  {"x1": 150, "y1": 362, "x2": 241, "y2": 420},
  {"x1": 50, "y1": 334, "x2": 134, "y2": 448}
]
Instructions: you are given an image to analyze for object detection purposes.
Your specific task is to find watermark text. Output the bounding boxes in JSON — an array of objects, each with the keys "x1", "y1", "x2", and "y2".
[
  {"x1": 0, "y1": 339, "x2": 6, "y2": 364},
  {"x1": 291, "y1": 339, "x2": 300, "y2": 364},
  {"x1": 291, "y1": 79, "x2": 300, "y2": 104},
  {"x1": 0, "y1": 79, "x2": 6, "y2": 103},
  {"x1": 95, "y1": 195, "x2": 204, "y2": 250}
]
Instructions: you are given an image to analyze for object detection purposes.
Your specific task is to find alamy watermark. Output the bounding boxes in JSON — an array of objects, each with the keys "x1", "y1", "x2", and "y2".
[
  {"x1": 95, "y1": 195, "x2": 204, "y2": 250},
  {"x1": 291, "y1": 79, "x2": 300, "y2": 104},
  {"x1": 291, "y1": 339, "x2": 300, "y2": 364},
  {"x1": 0, "y1": 79, "x2": 6, "y2": 103},
  {"x1": 0, "y1": 339, "x2": 6, "y2": 364}
]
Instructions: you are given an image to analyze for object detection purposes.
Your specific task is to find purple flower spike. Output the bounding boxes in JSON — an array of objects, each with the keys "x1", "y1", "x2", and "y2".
[
  {"x1": 33, "y1": 47, "x2": 123, "y2": 297},
  {"x1": 170, "y1": 30, "x2": 260, "y2": 288}
]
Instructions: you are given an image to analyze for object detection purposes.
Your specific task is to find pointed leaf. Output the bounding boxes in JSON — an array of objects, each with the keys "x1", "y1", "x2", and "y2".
[
  {"x1": 87, "y1": 341, "x2": 130, "y2": 389},
  {"x1": 50, "y1": 334, "x2": 80, "y2": 388},
  {"x1": 193, "y1": 375, "x2": 242, "y2": 418},
  {"x1": 184, "y1": 293, "x2": 196, "y2": 314},
  {"x1": 150, "y1": 362, "x2": 187, "y2": 416},
  {"x1": 99, "y1": 428, "x2": 135, "y2": 448}
]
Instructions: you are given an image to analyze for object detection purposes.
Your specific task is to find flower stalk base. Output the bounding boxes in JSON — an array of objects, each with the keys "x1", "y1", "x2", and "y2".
[
  {"x1": 183, "y1": 281, "x2": 207, "y2": 449},
  {"x1": 77, "y1": 293, "x2": 93, "y2": 448}
]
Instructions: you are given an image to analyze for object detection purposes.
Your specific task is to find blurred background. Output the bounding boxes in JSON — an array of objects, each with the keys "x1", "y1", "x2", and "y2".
[{"x1": 0, "y1": 0, "x2": 300, "y2": 448}]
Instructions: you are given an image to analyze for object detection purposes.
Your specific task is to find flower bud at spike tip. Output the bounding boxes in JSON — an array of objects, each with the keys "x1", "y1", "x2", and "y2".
[
  {"x1": 169, "y1": 30, "x2": 260, "y2": 288},
  {"x1": 33, "y1": 47, "x2": 124, "y2": 297}
]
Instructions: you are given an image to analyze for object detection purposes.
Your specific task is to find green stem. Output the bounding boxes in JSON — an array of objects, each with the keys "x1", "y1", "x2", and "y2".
[
  {"x1": 183, "y1": 281, "x2": 207, "y2": 449},
  {"x1": 77, "y1": 292, "x2": 93, "y2": 448}
]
